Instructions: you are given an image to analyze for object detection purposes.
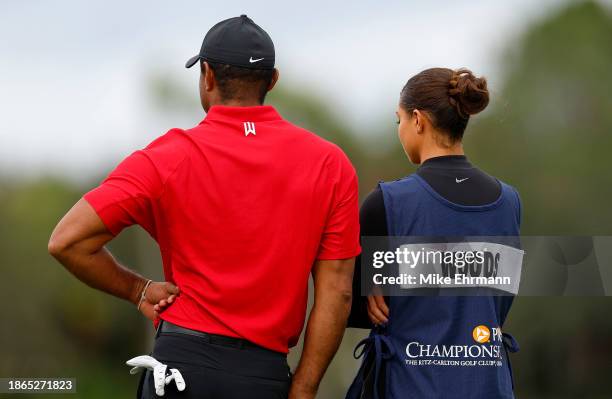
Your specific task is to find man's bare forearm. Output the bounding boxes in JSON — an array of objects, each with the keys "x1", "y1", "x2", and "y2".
[
  {"x1": 290, "y1": 258, "x2": 354, "y2": 398},
  {"x1": 51, "y1": 243, "x2": 147, "y2": 305},
  {"x1": 49, "y1": 199, "x2": 182, "y2": 321},
  {"x1": 48, "y1": 199, "x2": 147, "y2": 305}
]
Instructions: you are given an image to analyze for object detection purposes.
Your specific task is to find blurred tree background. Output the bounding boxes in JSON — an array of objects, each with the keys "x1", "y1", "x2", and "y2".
[{"x1": 1, "y1": 1, "x2": 612, "y2": 398}]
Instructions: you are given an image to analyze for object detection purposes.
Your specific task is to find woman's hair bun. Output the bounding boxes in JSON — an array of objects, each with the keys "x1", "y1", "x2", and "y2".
[{"x1": 448, "y1": 68, "x2": 489, "y2": 118}]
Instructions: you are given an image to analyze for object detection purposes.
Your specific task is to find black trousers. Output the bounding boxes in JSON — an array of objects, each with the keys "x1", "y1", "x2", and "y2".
[{"x1": 137, "y1": 324, "x2": 291, "y2": 399}]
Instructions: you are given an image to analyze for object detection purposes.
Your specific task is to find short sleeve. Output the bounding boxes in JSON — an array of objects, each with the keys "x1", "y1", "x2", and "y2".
[
  {"x1": 316, "y1": 149, "x2": 361, "y2": 260},
  {"x1": 83, "y1": 150, "x2": 162, "y2": 237}
]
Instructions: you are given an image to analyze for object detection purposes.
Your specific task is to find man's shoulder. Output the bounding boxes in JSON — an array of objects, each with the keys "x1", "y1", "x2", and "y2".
[
  {"x1": 290, "y1": 124, "x2": 357, "y2": 180},
  {"x1": 145, "y1": 127, "x2": 190, "y2": 150},
  {"x1": 281, "y1": 121, "x2": 349, "y2": 159},
  {"x1": 138, "y1": 128, "x2": 191, "y2": 175}
]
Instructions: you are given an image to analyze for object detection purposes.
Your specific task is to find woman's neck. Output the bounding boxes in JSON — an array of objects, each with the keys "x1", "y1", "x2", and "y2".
[{"x1": 418, "y1": 141, "x2": 464, "y2": 164}]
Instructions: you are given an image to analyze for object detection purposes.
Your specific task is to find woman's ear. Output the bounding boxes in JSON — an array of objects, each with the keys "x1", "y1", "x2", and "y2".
[{"x1": 413, "y1": 109, "x2": 424, "y2": 134}]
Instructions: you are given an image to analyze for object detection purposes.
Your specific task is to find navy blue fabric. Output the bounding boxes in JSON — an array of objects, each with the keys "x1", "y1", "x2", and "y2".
[{"x1": 346, "y1": 173, "x2": 521, "y2": 399}]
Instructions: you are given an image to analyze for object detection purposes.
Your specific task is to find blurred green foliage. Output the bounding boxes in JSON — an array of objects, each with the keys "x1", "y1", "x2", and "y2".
[{"x1": 1, "y1": 1, "x2": 612, "y2": 398}]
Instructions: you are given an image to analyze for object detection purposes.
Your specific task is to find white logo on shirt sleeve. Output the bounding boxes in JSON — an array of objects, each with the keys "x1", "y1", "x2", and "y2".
[{"x1": 243, "y1": 122, "x2": 256, "y2": 136}]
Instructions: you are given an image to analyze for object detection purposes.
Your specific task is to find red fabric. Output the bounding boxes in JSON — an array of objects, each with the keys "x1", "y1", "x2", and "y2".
[{"x1": 84, "y1": 105, "x2": 361, "y2": 353}]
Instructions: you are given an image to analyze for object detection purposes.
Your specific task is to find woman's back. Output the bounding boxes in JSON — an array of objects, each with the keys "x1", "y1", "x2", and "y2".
[
  {"x1": 346, "y1": 67, "x2": 523, "y2": 399},
  {"x1": 379, "y1": 160, "x2": 521, "y2": 398}
]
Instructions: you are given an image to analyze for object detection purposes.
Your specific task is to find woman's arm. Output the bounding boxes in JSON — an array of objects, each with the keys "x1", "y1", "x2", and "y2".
[{"x1": 347, "y1": 187, "x2": 390, "y2": 328}]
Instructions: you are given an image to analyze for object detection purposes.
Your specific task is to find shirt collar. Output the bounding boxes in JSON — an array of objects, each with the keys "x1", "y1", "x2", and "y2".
[
  {"x1": 418, "y1": 155, "x2": 472, "y2": 170},
  {"x1": 201, "y1": 105, "x2": 283, "y2": 124}
]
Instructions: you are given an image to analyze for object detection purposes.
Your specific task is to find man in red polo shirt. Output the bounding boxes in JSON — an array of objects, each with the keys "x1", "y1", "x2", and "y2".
[{"x1": 48, "y1": 15, "x2": 360, "y2": 399}]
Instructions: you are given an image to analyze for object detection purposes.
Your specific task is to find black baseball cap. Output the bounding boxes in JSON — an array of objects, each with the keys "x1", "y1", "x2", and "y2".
[{"x1": 185, "y1": 15, "x2": 275, "y2": 70}]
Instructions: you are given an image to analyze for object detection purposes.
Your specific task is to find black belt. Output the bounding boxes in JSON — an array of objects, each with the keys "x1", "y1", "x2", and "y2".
[{"x1": 158, "y1": 320, "x2": 259, "y2": 350}]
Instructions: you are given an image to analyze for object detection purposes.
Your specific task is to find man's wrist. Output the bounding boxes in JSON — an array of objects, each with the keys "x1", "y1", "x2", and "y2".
[
  {"x1": 289, "y1": 375, "x2": 318, "y2": 397},
  {"x1": 136, "y1": 279, "x2": 153, "y2": 310},
  {"x1": 130, "y1": 277, "x2": 148, "y2": 306},
  {"x1": 289, "y1": 385, "x2": 317, "y2": 399}
]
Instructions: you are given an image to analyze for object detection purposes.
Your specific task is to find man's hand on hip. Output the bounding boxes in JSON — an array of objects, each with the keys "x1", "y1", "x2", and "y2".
[{"x1": 139, "y1": 282, "x2": 180, "y2": 321}]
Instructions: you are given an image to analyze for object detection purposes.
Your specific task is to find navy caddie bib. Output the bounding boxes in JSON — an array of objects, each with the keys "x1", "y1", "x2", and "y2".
[{"x1": 347, "y1": 174, "x2": 522, "y2": 399}]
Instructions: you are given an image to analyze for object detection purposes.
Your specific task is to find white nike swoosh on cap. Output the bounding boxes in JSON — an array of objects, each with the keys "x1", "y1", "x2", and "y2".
[
  {"x1": 455, "y1": 177, "x2": 470, "y2": 183},
  {"x1": 249, "y1": 57, "x2": 264, "y2": 63}
]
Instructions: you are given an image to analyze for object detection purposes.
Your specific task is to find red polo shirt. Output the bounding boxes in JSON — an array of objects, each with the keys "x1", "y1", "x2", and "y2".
[{"x1": 84, "y1": 105, "x2": 361, "y2": 353}]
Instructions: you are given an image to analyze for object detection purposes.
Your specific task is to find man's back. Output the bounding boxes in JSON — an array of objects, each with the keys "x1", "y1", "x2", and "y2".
[
  {"x1": 51, "y1": 15, "x2": 360, "y2": 398},
  {"x1": 84, "y1": 105, "x2": 360, "y2": 353}
]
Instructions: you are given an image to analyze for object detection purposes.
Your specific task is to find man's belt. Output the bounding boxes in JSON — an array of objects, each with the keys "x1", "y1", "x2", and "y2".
[{"x1": 158, "y1": 320, "x2": 259, "y2": 350}]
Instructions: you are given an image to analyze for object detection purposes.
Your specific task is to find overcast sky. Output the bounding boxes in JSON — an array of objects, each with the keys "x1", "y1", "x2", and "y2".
[{"x1": 0, "y1": 0, "x2": 579, "y2": 178}]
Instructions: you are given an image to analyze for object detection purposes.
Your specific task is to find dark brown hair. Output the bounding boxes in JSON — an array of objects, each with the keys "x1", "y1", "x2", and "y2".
[
  {"x1": 206, "y1": 61, "x2": 275, "y2": 104},
  {"x1": 399, "y1": 68, "x2": 489, "y2": 142}
]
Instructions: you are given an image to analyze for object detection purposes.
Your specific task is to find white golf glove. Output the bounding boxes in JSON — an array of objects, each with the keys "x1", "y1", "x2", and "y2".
[{"x1": 126, "y1": 355, "x2": 186, "y2": 396}]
